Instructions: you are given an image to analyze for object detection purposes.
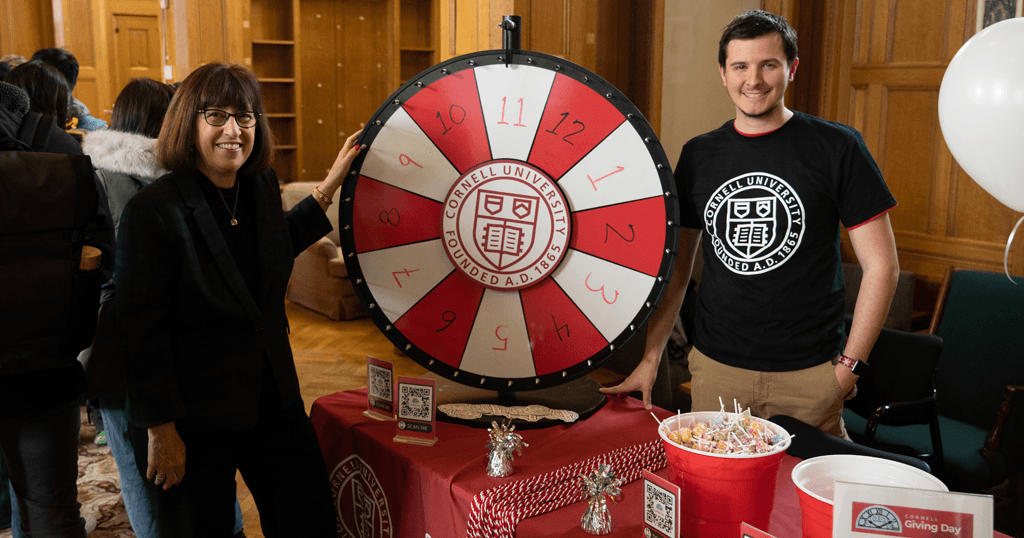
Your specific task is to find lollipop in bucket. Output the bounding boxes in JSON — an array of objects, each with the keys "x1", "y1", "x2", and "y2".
[
  {"x1": 653, "y1": 399, "x2": 794, "y2": 538},
  {"x1": 657, "y1": 398, "x2": 793, "y2": 456}
]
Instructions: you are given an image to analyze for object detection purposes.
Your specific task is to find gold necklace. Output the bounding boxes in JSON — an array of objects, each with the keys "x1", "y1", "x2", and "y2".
[{"x1": 215, "y1": 181, "x2": 240, "y2": 226}]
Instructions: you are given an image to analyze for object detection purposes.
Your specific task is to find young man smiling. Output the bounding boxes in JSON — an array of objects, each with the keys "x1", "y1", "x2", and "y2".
[{"x1": 602, "y1": 10, "x2": 899, "y2": 438}]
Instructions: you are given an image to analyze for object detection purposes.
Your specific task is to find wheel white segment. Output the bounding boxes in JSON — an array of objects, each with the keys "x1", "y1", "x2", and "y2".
[
  {"x1": 359, "y1": 107, "x2": 461, "y2": 202},
  {"x1": 458, "y1": 289, "x2": 536, "y2": 378},
  {"x1": 476, "y1": 64, "x2": 556, "y2": 162},
  {"x1": 359, "y1": 239, "x2": 454, "y2": 322},
  {"x1": 557, "y1": 122, "x2": 664, "y2": 212},
  {"x1": 551, "y1": 249, "x2": 656, "y2": 341}
]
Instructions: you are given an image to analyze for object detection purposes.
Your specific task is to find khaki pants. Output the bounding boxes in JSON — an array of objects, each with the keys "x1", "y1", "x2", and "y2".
[{"x1": 688, "y1": 347, "x2": 849, "y2": 439}]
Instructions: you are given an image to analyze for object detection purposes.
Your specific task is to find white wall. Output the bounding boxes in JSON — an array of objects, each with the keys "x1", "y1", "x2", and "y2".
[{"x1": 659, "y1": 0, "x2": 759, "y2": 165}]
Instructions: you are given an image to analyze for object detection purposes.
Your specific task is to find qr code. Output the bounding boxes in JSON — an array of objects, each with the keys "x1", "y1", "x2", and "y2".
[
  {"x1": 398, "y1": 384, "x2": 432, "y2": 421},
  {"x1": 368, "y1": 364, "x2": 392, "y2": 401},
  {"x1": 644, "y1": 482, "x2": 675, "y2": 535}
]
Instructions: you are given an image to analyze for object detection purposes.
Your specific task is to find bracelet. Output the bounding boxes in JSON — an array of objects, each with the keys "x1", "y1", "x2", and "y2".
[{"x1": 313, "y1": 186, "x2": 333, "y2": 206}]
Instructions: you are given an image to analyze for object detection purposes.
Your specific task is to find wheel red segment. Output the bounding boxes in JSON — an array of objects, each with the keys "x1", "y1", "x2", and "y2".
[
  {"x1": 394, "y1": 271, "x2": 485, "y2": 369},
  {"x1": 569, "y1": 196, "x2": 668, "y2": 277},
  {"x1": 520, "y1": 278, "x2": 609, "y2": 376},
  {"x1": 528, "y1": 73, "x2": 626, "y2": 180},
  {"x1": 353, "y1": 176, "x2": 444, "y2": 253},
  {"x1": 402, "y1": 69, "x2": 491, "y2": 173}
]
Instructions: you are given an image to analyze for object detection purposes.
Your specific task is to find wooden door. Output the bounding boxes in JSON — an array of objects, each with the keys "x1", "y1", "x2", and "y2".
[
  {"x1": 805, "y1": 0, "x2": 1024, "y2": 309},
  {"x1": 111, "y1": 14, "x2": 162, "y2": 97}
]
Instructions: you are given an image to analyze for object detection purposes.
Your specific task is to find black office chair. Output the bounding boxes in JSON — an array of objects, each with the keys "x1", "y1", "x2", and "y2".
[
  {"x1": 840, "y1": 322, "x2": 945, "y2": 475},
  {"x1": 769, "y1": 415, "x2": 932, "y2": 474}
]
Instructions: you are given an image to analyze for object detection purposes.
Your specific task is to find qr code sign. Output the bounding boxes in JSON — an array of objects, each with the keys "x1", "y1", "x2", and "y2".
[
  {"x1": 644, "y1": 481, "x2": 675, "y2": 535},
  {"x1": 398, "y1": 384, "x2": 432, "y2": 421},
  {"x1": 368, "y1": 364, "x2": 392, "y2": 402}
]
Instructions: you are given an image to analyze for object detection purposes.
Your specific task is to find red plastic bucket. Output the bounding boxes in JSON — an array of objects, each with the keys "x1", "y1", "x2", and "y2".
[
  {"x1": 791, "y1": 455, "x2": 948, "y2": 538},
  {"x1": 658, "y1": 412, "x2": 791, "y2": 538}
]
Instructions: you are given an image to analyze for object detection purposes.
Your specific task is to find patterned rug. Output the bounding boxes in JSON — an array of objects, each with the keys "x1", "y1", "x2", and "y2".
[{"x1": 0, "y1": 411, "x2": 134, "y2": 537}]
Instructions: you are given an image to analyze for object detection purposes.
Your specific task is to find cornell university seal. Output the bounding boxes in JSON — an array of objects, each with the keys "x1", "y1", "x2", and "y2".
[{"x1": 441, "y1": 159, "x2": 571, "y2": 290}]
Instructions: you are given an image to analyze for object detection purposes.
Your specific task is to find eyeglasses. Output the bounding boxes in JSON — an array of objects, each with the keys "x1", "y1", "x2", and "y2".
[{"x1": 197, "y1": 109, "x2": 260, "y2": 128}]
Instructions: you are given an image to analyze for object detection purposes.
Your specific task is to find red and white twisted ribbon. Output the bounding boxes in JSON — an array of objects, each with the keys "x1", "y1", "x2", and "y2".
[{"x1": 465, "y1": 439, "x2": 667, "y2": 538}]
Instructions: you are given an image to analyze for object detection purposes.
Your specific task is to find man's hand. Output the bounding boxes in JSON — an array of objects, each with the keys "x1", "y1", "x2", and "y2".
[
  {"x1": 834, "y1": 362, "x2": 858, "y2": 401},
  {"x1": 147, "y1": 422, "x2": 186, "y2": 491},
  {"x1": 599, "y1": 356, "x2": 660, "y2": 409}
]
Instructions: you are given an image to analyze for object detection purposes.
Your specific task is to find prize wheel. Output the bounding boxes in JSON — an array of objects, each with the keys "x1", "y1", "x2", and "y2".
[{"x1": 339, "y1": 49, "x2": 679, "y2": 393}]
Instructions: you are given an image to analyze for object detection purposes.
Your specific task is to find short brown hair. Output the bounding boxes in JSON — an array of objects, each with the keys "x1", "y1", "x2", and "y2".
[
  {"x1": 719, "y1": 10, "x2": 798, "y2": 68},
  {"x1": 158, "y1": 63, "x2": 274, "y2": 177}
]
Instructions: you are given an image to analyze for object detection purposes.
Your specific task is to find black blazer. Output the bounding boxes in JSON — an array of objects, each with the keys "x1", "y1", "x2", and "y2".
[{"x1": 115, "y1": 169, "x2": 331, "y2": 431}]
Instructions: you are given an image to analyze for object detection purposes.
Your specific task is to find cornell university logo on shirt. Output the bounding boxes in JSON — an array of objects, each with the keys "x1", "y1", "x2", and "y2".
[{"x1": 703, "y1": 172, "x2": 806, "y2": 275}]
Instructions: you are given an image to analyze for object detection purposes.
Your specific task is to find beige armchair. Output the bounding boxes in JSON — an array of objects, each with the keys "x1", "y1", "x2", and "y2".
[{"x1": 281, "y1": 182, "x2": 366, "y2": 320}]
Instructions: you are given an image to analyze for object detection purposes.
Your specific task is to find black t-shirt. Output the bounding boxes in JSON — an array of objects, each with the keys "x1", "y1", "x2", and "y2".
[{"x1": 676, "y1": 112, "x2": 896, "y2": 372}]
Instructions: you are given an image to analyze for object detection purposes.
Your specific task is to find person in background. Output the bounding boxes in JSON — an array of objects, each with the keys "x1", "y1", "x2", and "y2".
[
  {"x1": 31, "y1": 47, "x2": 107, "y2": 131},
  {"x1": 0, "y1": 54, "x2": 27, "y2": 67},
  {"x1": 0, "y1": 54, "x2": 28, "y2": 79},
  {"x1": 0, "y1": 76, "x2": 112, "y2": 537},
  {"x1": 116, "y1": 62, "x2": 360, "y2": 536},
  {"x1": 81, "y1": 77, "x2": 249, "y2": 538},
  {"x1": 602, "y1": 10, "x2": 899, "y2": 439},
  {"x1": 4, "y1": 60, "x2": 81, "y2": 153}
]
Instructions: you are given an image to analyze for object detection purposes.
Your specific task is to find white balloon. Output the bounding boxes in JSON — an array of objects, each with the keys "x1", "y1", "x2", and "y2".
[{"x1": 938, "y1": 17, "x2": 1024, "y2": 213}]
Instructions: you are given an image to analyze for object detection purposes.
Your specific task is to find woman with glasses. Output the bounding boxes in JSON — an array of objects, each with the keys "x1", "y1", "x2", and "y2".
[{"x1": 115, "y1": 62, "x2": 360, "y2": 537}]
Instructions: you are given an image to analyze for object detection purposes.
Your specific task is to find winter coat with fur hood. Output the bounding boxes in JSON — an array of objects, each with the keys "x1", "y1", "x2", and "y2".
[{"x1": 81, "y1": 129, "x2": 166, "y2": 237}]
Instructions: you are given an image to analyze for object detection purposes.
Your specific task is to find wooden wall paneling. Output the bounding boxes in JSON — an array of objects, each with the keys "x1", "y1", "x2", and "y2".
[
  {"x1": 299, "y1": 0, "x2": 392, "y2": 183},
  {"x1": 454, "y1": 0, "x2": 481, "y2": 54},
  {"x1": 526, "y1": 0, "x2": 567, "y2": 58},
  {"x1": 567, "y1": 0, "x2": 597, "y2": 71},
  {"x1": 828, "y1": 0, "x2": 1024, "y2": 313},
  {"x1": 0, "y1": 0, "x2": 55, "y2": 57},
  {"x1": 299, "y1": 0, "x2": 338, "y2": 183},
  {"x1": 880, "y1": 87, "x2": 939, "y2": 234},
  {"x1": 644, "y1": 0, "x2": 663, "y2": 135},
  {"x1": 59, "y1": 0, "x2": 113, "y2": 125},
  {"x1": 889, "y1": 0, "x2": 944, "y2": 62},
  {"x1": 197, "y1": 0, "x2": 226, "y2": 63}
]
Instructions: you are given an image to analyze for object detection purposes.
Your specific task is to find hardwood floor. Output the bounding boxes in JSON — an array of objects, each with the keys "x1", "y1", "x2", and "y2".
[{"x1": 235, "y1": 300, "x2": 427, "y2": 537}]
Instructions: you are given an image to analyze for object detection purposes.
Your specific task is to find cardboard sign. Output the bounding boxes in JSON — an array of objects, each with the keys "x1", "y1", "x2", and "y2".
[
  {"x1": 364, "y1": 356, "x2": 395, "y2": 420},
  {"x1": 643, "y1": 469, "x2": 680, "y2": 538},
  {"x1": 394, "y1": 376, "x2": 437, "y2": 446},
  {"x1": 741, "y1": 522, "x2": 779, "y2": 538},
  {"x1": 833, "y1": 482, "x2": 993, "y2": 538}
]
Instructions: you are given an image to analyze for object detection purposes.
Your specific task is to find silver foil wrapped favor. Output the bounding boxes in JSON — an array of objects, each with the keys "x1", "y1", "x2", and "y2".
[
  {"x1": 579, "y1": 463, "x2": 622, "y2": 535},
  {"x1": 485, "y1": 420, "x2": 527, "y2": 478}
]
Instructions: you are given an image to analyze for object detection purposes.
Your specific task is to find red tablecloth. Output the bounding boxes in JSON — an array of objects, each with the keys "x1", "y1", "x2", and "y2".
[{"x1": 311, "y1": 389, "x2": 811, "y2": 537}]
